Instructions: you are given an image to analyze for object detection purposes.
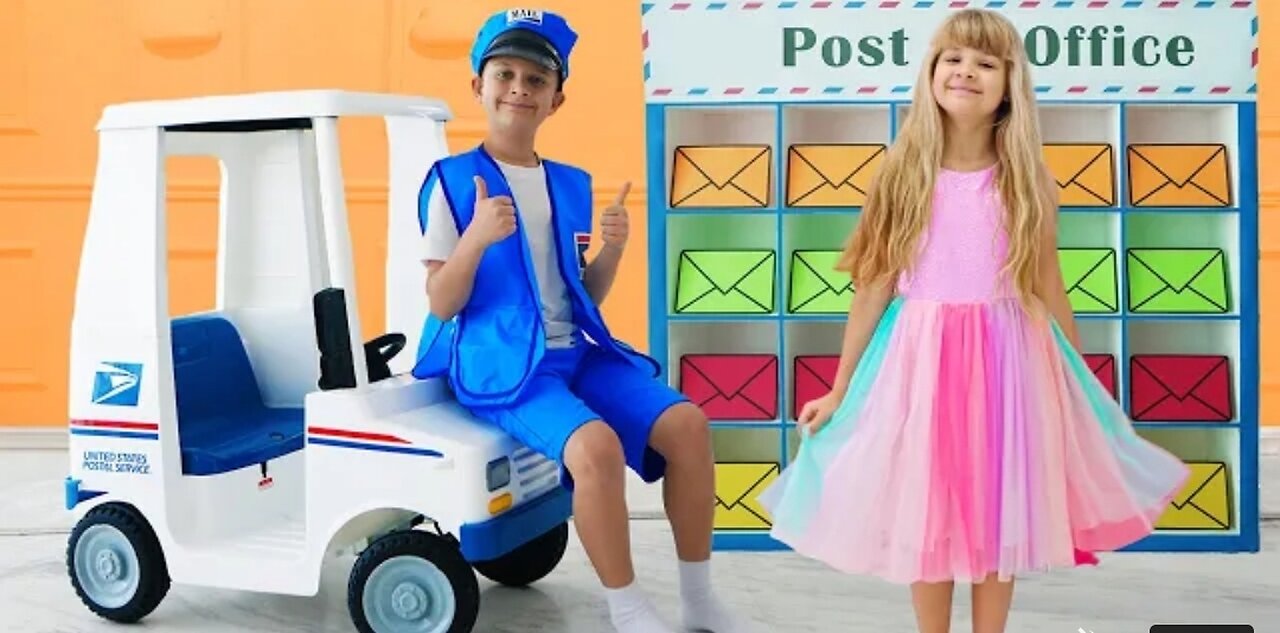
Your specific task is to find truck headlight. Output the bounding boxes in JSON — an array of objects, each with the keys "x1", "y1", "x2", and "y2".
[{"x1": 486, "y1": 457, "x2": 511, "y2": 492}]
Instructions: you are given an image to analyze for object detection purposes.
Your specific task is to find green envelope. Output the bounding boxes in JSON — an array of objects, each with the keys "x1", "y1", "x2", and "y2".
[
  {"x1": 1126, "y1": 248, "x2": 1230, "y2": 313},
  {"x1": 1058, "y1": 248, "x2": 1118, "y2": 313},
  {"x1": 674, "y1": 250, "x2": 776, "y2": 314},
  {"x1": 788, "y1": 250, "x2": 854, "y2": 313}
]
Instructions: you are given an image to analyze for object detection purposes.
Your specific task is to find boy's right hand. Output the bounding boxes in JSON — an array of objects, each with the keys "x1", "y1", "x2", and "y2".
[
  {"x1": 795, "y1": 391, "x2": 842, "y2": 435},
  {"x1": 465, "y1": 175, "x2": 517, "y2": 246}
]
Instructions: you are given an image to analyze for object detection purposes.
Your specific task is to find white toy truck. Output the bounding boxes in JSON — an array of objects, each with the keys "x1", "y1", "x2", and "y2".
[{"x1": 63, "y1": 90, "x2": 572, "y2": 633}]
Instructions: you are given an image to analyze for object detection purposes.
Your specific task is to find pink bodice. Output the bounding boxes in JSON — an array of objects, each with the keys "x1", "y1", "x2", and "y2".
[{"x1": 896, "y1": 165, "x2": 1015, "y2": 303}]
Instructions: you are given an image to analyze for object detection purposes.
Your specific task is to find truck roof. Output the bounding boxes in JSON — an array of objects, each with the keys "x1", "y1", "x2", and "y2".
[{"x1": 96, "y1": 89, "x2": 452, "y2": 131}]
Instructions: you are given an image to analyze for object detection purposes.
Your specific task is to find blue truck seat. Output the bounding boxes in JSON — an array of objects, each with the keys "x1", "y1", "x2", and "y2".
[{"x1": 170, "y1": 314, "x2": 305, "y2": 476}]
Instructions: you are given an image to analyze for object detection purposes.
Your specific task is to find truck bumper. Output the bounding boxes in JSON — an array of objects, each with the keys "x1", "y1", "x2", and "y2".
[
  {"x1": 458, "y1": 486, "x2": 571, "y2": 562},
  {"x1": 64, "y1": 476, "x2": 106, "y2": 510}
]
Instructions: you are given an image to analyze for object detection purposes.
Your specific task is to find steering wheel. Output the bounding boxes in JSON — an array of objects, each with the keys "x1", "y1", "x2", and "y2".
[{"x1": 363, "y1": 333, "x2": 406, "y2": 382}]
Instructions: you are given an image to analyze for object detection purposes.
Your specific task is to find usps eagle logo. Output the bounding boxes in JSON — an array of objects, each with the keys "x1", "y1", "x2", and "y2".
[{"x1": 92, "y1": 362, "x2": 143, "y2": 406}]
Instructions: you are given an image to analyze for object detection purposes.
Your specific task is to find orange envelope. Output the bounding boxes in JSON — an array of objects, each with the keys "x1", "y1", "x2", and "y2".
[
  {"x1": 1042, "y1": 144, "x2": 1115, "y2": 206},
  {"x1": 785, "y1": 144, "x2": 886, "y2": 207},
  {"x1": 1127, "y1": 144, "x2": 1232, "y2": 207},
  {"x1": 670, "y1": 145, "x2": 772, "y2": 208}
]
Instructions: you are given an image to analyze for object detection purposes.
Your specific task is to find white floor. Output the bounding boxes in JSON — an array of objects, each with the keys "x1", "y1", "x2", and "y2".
[{"x1": 2, "y1": 449, "x2": 1279, "y2": 632}]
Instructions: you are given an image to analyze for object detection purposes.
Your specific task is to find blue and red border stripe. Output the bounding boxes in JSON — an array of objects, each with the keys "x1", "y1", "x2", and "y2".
[
  {"x1": 307, "y1": 427, "x2": 444, "y2": 458},
  {"x1": 642, "y1": 0, "x2": 1255, "y2": 97},
  {"x1": 652, "y1": 83, "x2": 1246, "y2": 96},
  {"x1": 69, "y1": 419, "x2": 159, "y2": 441},
  {"x1": 642, "y1": 0, "x2": 1251, "y2": 9}
]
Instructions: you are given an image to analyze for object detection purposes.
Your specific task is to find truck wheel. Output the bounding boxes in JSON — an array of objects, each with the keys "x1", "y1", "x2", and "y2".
[
  {"x1": 66, "y1": 503, "x2": 170, "y2": 623},
  {"x1": 472, "y1": 521, "x2": 569, "y2": 587},
  {"x1": 348, "y1": 530, "x2": 479, "y2": 633}
]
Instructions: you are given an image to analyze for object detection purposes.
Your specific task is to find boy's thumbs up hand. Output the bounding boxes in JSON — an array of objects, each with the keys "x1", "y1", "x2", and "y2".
[
  {"x1": 600, "y1": 181, "x2": 631, "y2": 249},
  {"x1": 465, "y1": 175, "x2": 517, "y2": 247}
]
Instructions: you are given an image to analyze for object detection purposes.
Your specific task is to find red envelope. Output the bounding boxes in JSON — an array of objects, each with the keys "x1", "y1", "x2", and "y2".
[
  {"x1": 679, "y1": 354, "x2": 778, "y2": 420},
  {"x1": 1084, "y1": 354, "x2": 1116, "y2": 400},
  {"x1": 1129, "y1": 354, "x2": 1233, "y2": 422},
  {"x1": 794, "y1": 355, "x2": 839, "y2": 420}
]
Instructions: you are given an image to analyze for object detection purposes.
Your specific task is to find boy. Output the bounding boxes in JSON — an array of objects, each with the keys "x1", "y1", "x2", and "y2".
[{"x1": 413, "y1": 9, "x2": 749, "y2": 633}]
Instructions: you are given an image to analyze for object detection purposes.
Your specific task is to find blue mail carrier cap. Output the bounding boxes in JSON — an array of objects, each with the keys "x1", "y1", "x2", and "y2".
[{"x1": 471, "y1": 9, "x2": 578, "y2": 81}]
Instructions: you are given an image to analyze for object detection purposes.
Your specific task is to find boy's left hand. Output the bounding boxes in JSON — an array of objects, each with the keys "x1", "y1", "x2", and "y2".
[{"x1": 600, "y1": 182, "x2": 631, "y2": 249}]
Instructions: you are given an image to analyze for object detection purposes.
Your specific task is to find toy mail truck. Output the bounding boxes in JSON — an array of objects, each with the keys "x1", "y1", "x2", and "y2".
[{"x1": 63, "y1": 90, "x2": 571, "y2": 633}]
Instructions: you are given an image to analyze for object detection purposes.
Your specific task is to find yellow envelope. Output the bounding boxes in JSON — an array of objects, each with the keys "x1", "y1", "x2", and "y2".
[
  {"x1": 1128, "y1": 144, "x2": 1232, "y2": 207},
  {"x1": 786, "y1": 144, "x2": 886, "y2": 207},
  {"x1": 1042, "y1": 144, "x2": 1115, "y2": 206},
  {"x1": 713, "y1": 462, "x2": 779, "y2": 530},
  {"x1": 670, "y1": 145, "x2": 772, "y2": 208},
  {"x1": 1155, "y1": 461, "x2": 1231, "y2": 530}
]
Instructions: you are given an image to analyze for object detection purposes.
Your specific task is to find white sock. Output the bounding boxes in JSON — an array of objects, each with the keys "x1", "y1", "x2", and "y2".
[
  {"x1": 605, "y1": 581, "x2": 675, "y2": 633},
  {"x1": 679, "y1": 559, "x2": 747, "y2": 632}
]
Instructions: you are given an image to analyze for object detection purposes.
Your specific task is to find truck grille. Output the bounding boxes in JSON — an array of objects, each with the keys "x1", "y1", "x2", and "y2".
[{"x1": 512, "y1": 446, "x2": 559, "y2": 500}]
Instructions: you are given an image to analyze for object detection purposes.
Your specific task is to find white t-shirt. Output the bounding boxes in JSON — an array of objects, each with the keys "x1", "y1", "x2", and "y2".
[{"x1": 419, "y1": 160, "x2": 578, "y2": 348}]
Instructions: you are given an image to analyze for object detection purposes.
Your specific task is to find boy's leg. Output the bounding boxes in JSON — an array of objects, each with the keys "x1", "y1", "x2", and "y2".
[
  {"x1": 647, "y1": 402, "x2": 714, "y2": 561},
  {"x1": 561, "y1": 420, "x2": 635, "y2": 588},
  {"x1": 470, "y1": 350, "x2": 674, "y2": 633},
  {"x1": 575, "y1": 348, "x2": 751, "y2": 633},
  {"x1": 562, "y1": 421, "x2": 676, "y2": 632}
]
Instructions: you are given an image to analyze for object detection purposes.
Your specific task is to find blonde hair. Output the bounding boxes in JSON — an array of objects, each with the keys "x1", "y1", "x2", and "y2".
[{"x1": 838, "y1": 8, "x2": 1050, "y2": 301}]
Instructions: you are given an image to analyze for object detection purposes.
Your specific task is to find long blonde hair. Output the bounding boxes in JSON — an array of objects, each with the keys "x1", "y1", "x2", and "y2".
[{"x1": 839, "y1": 9, "x2": 1050, "y2": 301}]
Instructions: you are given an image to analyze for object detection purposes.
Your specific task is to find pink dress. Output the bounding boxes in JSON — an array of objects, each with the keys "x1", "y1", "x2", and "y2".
[{"x1": 758, "y1": 165, "x2": 1190, "y2": 584}]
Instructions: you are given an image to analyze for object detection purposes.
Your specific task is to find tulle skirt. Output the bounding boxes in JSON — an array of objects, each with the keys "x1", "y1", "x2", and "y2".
[{"x1": 758, "y1": 296, "x2": 1190, "y2": 584}]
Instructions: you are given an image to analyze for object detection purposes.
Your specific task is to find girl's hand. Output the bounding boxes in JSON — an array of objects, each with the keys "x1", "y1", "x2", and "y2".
[{"x1": 796, "y1": 391, "x2": 842, "y2": 434}]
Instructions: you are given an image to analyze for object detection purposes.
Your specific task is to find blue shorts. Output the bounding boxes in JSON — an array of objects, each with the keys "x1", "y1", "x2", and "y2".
[{"x1": 467, "y1": 344, "x2": 688, "y2": 490}]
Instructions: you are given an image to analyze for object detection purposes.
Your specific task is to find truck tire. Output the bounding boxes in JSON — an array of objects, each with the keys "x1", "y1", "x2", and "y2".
[
  {"x1": 66, "y1": 503, "x2": 171, "y2": 623},
  {"x1": 348, "y1": 530, "x2": 480, "y2": 633},
  {"x1": 471, "y1": 521, "x2": 569, "y2": 587}
]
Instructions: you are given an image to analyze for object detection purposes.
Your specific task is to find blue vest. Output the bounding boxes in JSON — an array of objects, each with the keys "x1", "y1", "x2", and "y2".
[{"x1": 411, "y1": 145, "x2": 659, "y2": 406}]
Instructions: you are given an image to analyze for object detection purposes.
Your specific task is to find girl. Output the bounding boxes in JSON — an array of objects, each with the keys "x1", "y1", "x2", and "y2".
[{"x1": 758, "y1": 9, "x2": 1190, "y2": 633}]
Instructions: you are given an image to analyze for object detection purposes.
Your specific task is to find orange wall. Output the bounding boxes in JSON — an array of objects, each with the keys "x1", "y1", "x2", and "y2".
[{"x1": 0, "y1": 0, "x2": 1276, "y2": 427}]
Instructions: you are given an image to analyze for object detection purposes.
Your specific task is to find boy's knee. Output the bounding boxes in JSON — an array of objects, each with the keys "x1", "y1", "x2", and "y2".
[
  {"x1": 563, "y1": 421, "x2": 625, "y2": 482},
  {"x1": 652, "y1": 403, "x2": 712, "y2": 459}
]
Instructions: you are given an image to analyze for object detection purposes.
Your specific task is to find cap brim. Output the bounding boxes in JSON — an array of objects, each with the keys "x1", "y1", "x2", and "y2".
[{"x1": 482, "y1": 31, "x2": 563, "y2": 75}]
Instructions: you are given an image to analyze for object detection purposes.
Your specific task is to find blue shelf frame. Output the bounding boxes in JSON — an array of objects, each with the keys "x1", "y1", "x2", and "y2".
[{"x1": 645, "y1": 99, "x2": 1260, "y2": 555}]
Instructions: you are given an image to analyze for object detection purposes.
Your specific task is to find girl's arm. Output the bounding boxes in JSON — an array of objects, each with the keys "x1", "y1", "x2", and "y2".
[
  {"x1": 1034, "y1": 172, "x2": 1083, "y2": 351},
  {"x1": 828, "y1": 275, "x2": 895, "y2": 398}
]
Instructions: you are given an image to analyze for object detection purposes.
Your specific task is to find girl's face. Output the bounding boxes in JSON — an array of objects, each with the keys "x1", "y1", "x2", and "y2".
[{"x1": 930, "y1": 46, "x2": 1007, "y2": 123}]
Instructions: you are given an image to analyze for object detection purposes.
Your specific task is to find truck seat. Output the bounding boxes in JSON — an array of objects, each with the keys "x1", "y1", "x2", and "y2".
[{"x1": 170, "y1": 314, "x2": 304, "y2": 476}]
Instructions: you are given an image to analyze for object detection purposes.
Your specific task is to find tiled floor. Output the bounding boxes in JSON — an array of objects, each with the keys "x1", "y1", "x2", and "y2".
[{"x1": 2, "y1": 449, "x2": 1278, "y2": 632}]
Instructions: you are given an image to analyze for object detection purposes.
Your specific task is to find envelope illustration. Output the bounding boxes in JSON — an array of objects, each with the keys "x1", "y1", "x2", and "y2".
[
  {"x1": 1155, "y1": 461, "x2": 1231, "y2": 530},
  {"x1": 788, "y1": 251, "x2": 854, "y2": 313},
  {"x1": 785, "y1": 144, "x2": 886, "y2": 207},
  {"x1": 1126, "y1": 248, "x2": 1229, "y2": 313},
  {"x1": 1127, "y1": 144, "x2": 1232, "y2": 207},
  {"x1": 1130, "y1": 354, "x2": 1233, "y2": 422},
  {"x1": 674, "y1": 250, "x2": 776, "y2": 314},
  {"x1": 1084, "y1": 353, "x2": 1116, "y2": 399},
  {"x1": 1042, "y1": 144, "x2": 1115, "y2": 206},
  {"x1": 670, "y1": 145, "x2": 772, "y2": 208},
  {"x1": 1058, "y1": 248, "x2": 1118, "y2": 313},
  {"x1": 679, "y1": 354, "x2": 778, "y2": 420},
  {"x1": 714, "y1": 462, "x2": 780, "y2": 529},
  {"x1": 794, "y1": 355, "x2": 839, "y2": 420}
]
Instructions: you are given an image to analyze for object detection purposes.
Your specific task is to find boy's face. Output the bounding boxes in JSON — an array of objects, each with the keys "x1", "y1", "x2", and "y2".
[{"x1": 472, "y1": 56, "x2": 564, "y2": 133}]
